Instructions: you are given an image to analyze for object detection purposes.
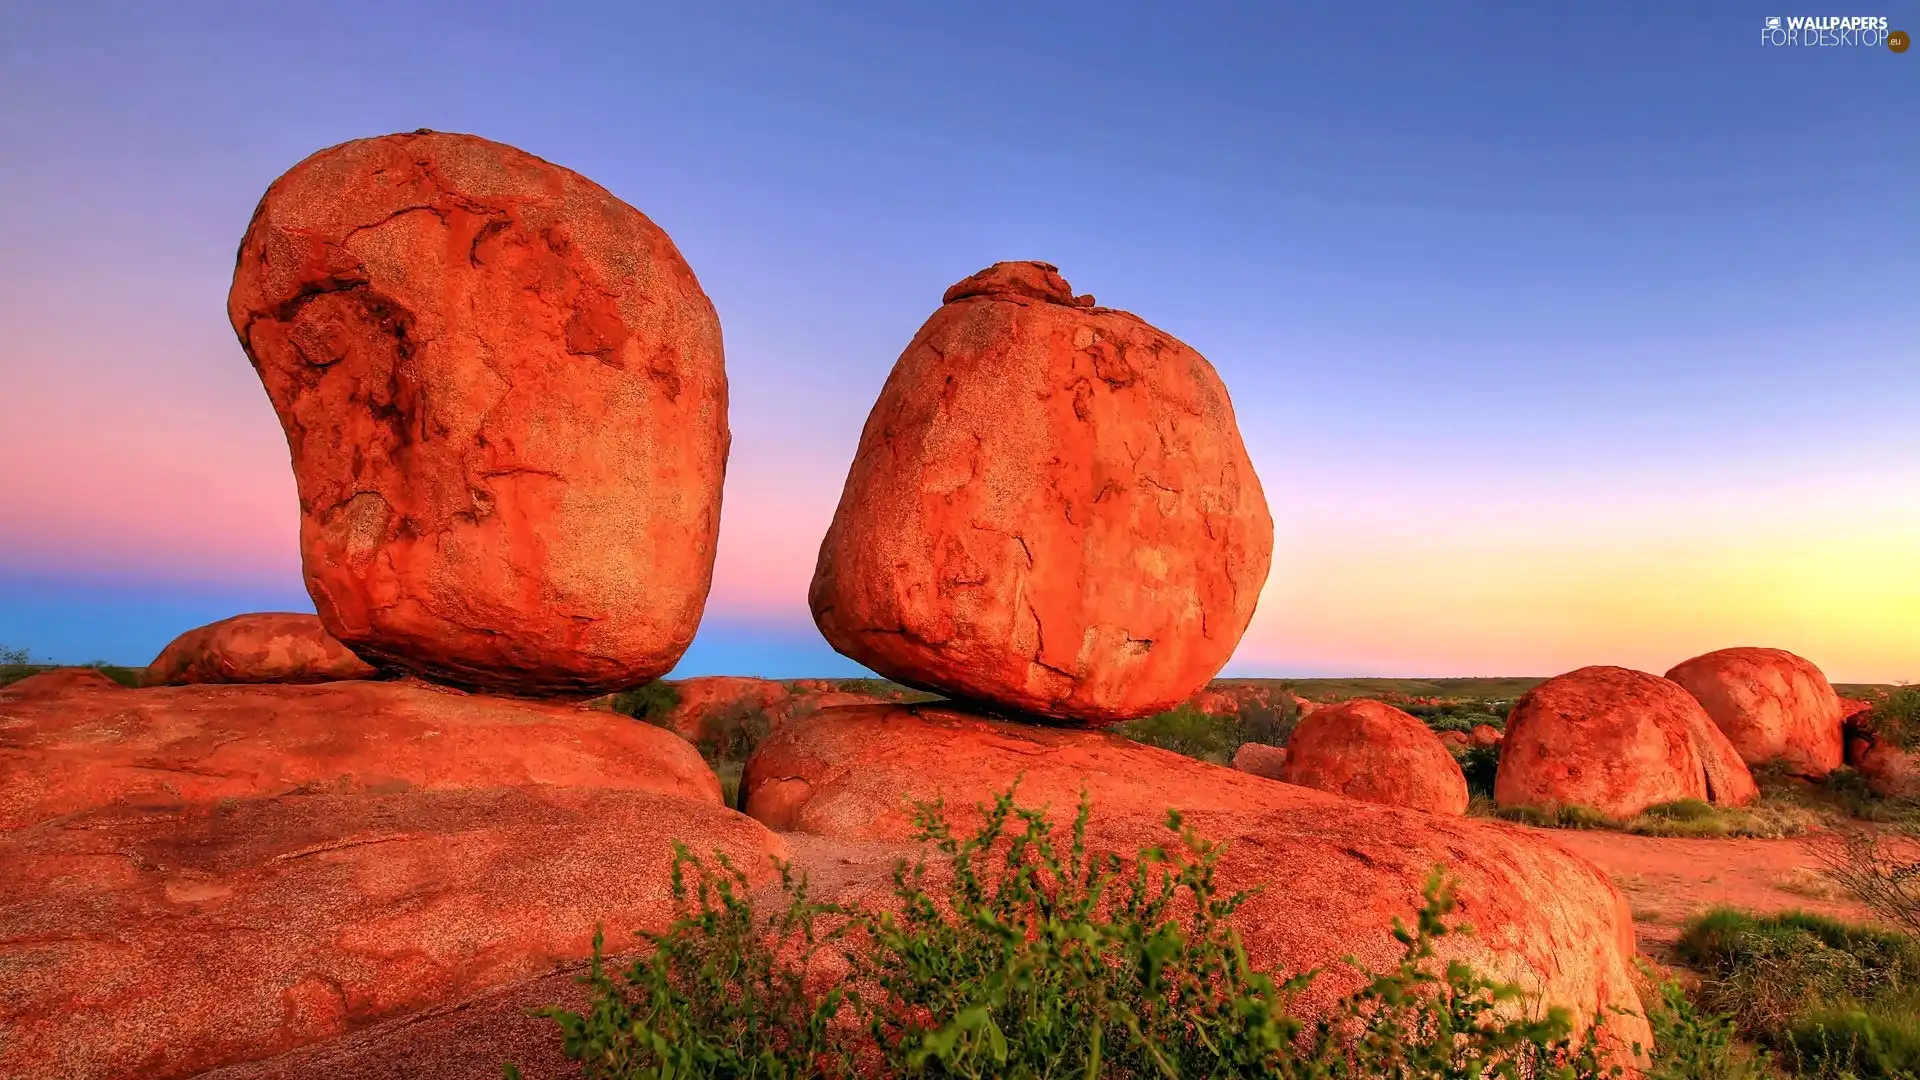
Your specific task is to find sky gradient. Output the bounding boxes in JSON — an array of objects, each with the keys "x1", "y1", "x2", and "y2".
[{"x1": 1, "y1": 2, "x2": 1914, "y2": 681}]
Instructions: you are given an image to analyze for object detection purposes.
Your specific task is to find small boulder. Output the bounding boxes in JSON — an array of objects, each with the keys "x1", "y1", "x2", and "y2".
[
  {"x1": 1664, "y1": 647, "x2": 1844, "y2": 777},
  {"x1": 1855, "y1": 739, "x2": 1920, "y2": 799},
  {"x1": 143, "y1": 613, "x2": 376, "y2": 687},
  {"x1": 1469, "y1": 724, "x2": 1503, "y2": 750},
  {"x1": 808, "y1": 262, "x2": 1273, "y2": 725},
  {"x1": 1278, "y1": 699, "x2": 1469, "y2": 815},
  {"x1": 1230, "y1": 741, "x2": 1288, "y2": 780},
  {"x1": 229, "y1": 131, "x2": 729, "y2": 697},
  {"x1": 1495, "y1": 666, "x2": 1758, "y2": 819},
  {"x1": 1438, "y1": 730, "x2": 1471, "y2": 752}
]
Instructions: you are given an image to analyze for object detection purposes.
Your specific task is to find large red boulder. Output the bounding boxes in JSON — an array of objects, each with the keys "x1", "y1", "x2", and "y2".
[
  {"x1": 1496, "y1": 666, "x2": 1759, "y2": 819},
  {"x1": 1664, "y1": 648, "x2": 1844, "y2": 776},
  {"x1": 1278, "y1": 699, "x2": 1469, "y2": 815},
  {"x1": 228, "y1": 131, "x2": 728, "y2": 697},
  {"x1": 808, "y1": 262, "x2": 1272, "y2": 726},
  {"x1": 740, "y1": 703, "x2": 1648, "y2": 1051},
  {"x1": 144, "y1": 613, "x2": 376, "y2": 686},
  {"x1": 0, "y1": 676, "x2": 783, "y2": 1080}
]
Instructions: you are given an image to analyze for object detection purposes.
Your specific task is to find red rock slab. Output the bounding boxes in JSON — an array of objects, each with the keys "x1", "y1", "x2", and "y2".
[
  {"x1": 0, "y1": 786, "x2": 787, "y2": 1080},
  {"x1": 0, "y1": 678, "x2": 718, "y2": 831}
]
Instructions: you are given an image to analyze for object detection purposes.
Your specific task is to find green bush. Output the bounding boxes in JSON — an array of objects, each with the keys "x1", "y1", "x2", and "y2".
[
  {"x1": 1676, "y1": 907, "x2": 1920, "y2": 1077},
  {"x1": 1638, "y1": 974, "x2": 1770, "y2": 1080},
  {"x1": 1115, "y1": 698, "x2": 1299, "y2": 766},
  {"x1": 1874, "y1": 687, "x2": 1920, "y2": 751},
  {"x1": 515, "y1": 786, "x2": 1637, "y2": 1079},
  {"x1": 1457, "y1": 745, "x2": 1501, "y2": 799},
  {"x1": 609, "y1": 681, "x2": 681, "y2": 724}
]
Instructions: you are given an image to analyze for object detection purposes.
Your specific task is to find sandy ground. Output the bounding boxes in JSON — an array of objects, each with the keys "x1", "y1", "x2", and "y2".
[{"x1": 1531, "y1": 827, "x2": 1872, "y2": 960}]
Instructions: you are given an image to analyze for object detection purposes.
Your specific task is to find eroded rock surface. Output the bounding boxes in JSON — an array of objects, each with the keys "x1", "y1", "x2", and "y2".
[
  {"x1": 0, "y1": 677, "x2": 784, "y2": 1080},
  {"x1": 1278, "y1": 698, "x2": 1469, "y2": 815},
  {"x1": 144, "y1": 612, "x2": 377, "y2": 686},
  {"x1": 809, "y1": 262, "x2": 1272, "y2": 725},
  {"x1": 1665, "y1": 647, "x2": 1845, "y2": 777},
  {"x1": 1496, "y1": 666, "x2": 1759, "y2": 818},
  {"x1": 229, "y1": 130, "x2": 728, "y2": 696}
]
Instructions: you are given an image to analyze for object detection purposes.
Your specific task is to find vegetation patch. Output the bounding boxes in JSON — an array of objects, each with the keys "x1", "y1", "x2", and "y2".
[
  {"x1": 1114, "y1": 697, "x2": 1297, "y2": 765},
  {"x1": 1489, "y1": 799, "x2": 1817, "y2": 840},
  {"x1": 512, "y1": 786, "x2": 1751, "y2": 1078},
  {"x1": 1677, "y1": 907, "x2": 1920, "y2": 1078}
]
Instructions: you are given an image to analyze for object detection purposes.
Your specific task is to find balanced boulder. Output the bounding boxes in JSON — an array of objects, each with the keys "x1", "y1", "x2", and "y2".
[
  {"x1": 143, "y1": 613, "x2": 376, "y2": 686},
  {"x1": 1495, "y1": 666, "x2": 1758, "y2": 819},
  {"x1": 1664, "y1": 647, "x2": 1844, "y2": 776},
  {"x1": 1278, "y1": 699, "x2": 1469, "y2": 815},
  {"x1": 809, "y1": 262, "x2": 1272, "y2": 725},
  {"x1": 228, "y1": 131, "x2": 728, "y2": 697}
]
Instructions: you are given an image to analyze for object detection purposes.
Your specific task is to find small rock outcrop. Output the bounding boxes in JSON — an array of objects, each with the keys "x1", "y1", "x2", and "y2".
[
  {"x1": 1277, "y1": 699, "x2": 1469, "y2": 815},
  {"x1": 143, "y1": 613, "x2": 376, "y2": 686},
  {"x1": 229, "y1": 130, "x2": 729, "y2": 697},
  {"x1": 1664, "y1": 647, "x2": 1844, "y2": 777},
  {"x1": 1495, "y1": 666, "x2": 1759, "y2": 819},
  {"x1": 1230, "y1": 741, "x2": 1288, "y2": 779},
  {"x1": 808, "y1": 262, "x2": 1272, "y2": 726}
]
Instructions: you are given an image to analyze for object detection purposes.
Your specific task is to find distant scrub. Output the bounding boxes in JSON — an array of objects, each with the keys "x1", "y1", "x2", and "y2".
[{"x1": 1115, "y1": 696, "x2": 1297, "y2": 765}]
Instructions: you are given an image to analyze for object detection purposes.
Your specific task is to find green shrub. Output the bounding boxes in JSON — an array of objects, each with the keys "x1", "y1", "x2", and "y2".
[
  {"x1": 1874, "y1": 687, "x2": 1920, "y2": 751},
  {"x1": 1115, "y1": 697, "x2": 1299, "y2": 766},
  {"x1": 517, "y1": 787, "x2": 1638, "y2": 1078},
  {"x1": 1113, "y1": 704, "x2": 1240, "y2": 763},
  {"x1": 1675, "y1": 907, "x2": 1920, "y2": 1077},
  {"x1": 1457, "y1": 745, "x2": 1501, "y2": 799},
  {"x1": 0, "y1": 644, "x2": 31, "y2": 667},
  {"x1": 1639, "y1": 973, "x2": 1770, "y2": 1080},
  {"x1": 609, "y1": 681, "x2": 681, "y2": 724}
]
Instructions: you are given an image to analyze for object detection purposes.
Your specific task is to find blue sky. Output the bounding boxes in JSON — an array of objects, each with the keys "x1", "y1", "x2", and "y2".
[{"x1": 1, "y1": 2, "x2": 1914, "y2": 678}]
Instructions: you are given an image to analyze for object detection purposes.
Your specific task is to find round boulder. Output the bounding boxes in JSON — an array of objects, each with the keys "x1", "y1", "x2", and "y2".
[
  {"x1": 1496, "y1": 666, "x2": 1759, "y2": 819},
  {"x1": 143, "y1": 613, "x2": 376, "y2": 687},
  {"x1": 1278, "y1": 699, "x2": 1469, "y2": 815},
  {"x1": 1664, "y1": 647, "x2": 1844, "y2": 777},
  {"x1": 228, "y1": 130, "x2": 728, "y2": 697},
  {"x1": 809, "y1": 262, "x2": 1272, "y2": 725}
]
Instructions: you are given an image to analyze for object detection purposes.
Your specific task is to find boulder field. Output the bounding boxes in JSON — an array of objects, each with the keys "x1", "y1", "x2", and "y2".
[
  {"x1": 739, "y1": 702, "x2": 1650, "y2": 1051},
  {"x1": 228, "y1": 130, "x2": 730, "y2": 698},
  {"x1": 1277, "y1": 698, "x2": 1469, "y2": 815},
  {"x1": 143, "y1": 612, "x2": 376, "y2": 686},
  {"x1": 0, "y1": 674, "x2": 785, "y2": 1080},
  {"x1": 808, "y1": 261, "x2": 1273, "y2": 726},
  {"x1": 1665, "y1": 647, "x2": 1845, "y2": 777},
  {"x1": 1496, "y1": 666, "x2": 1759, "y2": 819}
]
